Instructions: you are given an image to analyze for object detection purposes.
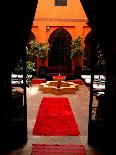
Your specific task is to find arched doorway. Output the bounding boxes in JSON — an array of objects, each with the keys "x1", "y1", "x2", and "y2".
[
  {"x1": 84, "y1": 31, "x2": 92, "y2": 70},
  {"x1": 48, "y1": 28, "x2": 72, "y2": 67},
  {"x1": 84, "y1": 31, "x2": 105, "y2": 74},
  {"x1": 27, "y1": 31, "x2": 36, "y2": 43}
]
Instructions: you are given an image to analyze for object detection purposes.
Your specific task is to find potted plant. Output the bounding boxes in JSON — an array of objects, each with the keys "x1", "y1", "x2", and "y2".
[
  {"x1": 27, "y1": 40, "x2": 48, "y2": 65},
  {"x1": 27, "y1": 39, "x2": 49, "y2": 77},
  {"x1": 70, "y1": 36, "x2": 84, "y2": 64},
  {"x1": 70, "y1": 36, "x2": 84, "y2": 78},
  {"x1": 14, "y1": 40, "x2": 48, "y2": 78}
]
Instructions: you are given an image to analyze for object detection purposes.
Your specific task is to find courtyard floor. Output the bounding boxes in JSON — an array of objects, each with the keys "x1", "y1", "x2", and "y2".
[{"x1": 1, "y1": 82, "x2": 107, "y2": 155}]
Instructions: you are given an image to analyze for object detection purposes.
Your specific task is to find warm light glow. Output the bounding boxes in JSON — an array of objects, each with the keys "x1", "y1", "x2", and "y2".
[{"x1": 27, "y1": 87, "x2": 38, "y2": 95}]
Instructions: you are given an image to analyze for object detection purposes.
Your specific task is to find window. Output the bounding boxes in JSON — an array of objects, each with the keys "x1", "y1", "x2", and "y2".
[{"x1": 55, "y1": 0, "x2": 67, "y2": 6}]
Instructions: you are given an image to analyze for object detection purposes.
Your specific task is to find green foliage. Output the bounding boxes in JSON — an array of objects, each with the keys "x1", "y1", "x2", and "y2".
[
  {"x1": 26, "y1": 61, "x2": 36, "y2": 74},
  {"x1": 96, "y1": 49, "x2": 105, "y2": 66},
  {"x1": 27, "y1": 40, "x2": 48, "y2": 60},
  {"x1": 96, "y1": 45, "x2": 106, "y2": 74},
  {"x1": 14, "y1": 59, "x2": 35, "y2": 74},
  {"x1": 14, "y1": 40, "x2": 49, "y2": 75},
  {"x1": 70, "y1": 36, "x2": 84, "y2": 59}
]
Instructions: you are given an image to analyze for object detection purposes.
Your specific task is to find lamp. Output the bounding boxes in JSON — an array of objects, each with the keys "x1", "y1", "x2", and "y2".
[{"x1": 46, "y1": 26, "x2": 50, "y2": 30}]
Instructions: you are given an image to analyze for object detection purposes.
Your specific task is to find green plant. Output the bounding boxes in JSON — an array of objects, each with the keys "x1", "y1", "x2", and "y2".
[
  {"x1": 96, "y1": 45, "x2": 106, "y2": 74},
  {"x1": 14, "y1": 59, "x2": 35, "y2": 75},
  {"x1": 14, "y1": 40, "x2": 49, "y2": 76},
  {"x1": 27, "y1": 40, "x2": 48, "y2": 60},
  {"x1": 96, "y1": 48, "x2": 105, "y2": 67},
  {"x1": 70, "y1": 36, "x2": 84, "y2": 60}
]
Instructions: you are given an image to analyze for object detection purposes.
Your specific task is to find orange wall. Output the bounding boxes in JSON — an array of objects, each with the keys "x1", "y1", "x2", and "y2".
[
  {"x1": 31, "y1": 0, "x2": 91, "y2": 69},
  {"x1": 83, "y1": 26, "x2": 91, "y2": 47},
  {"x1": 35, "y1": 0, "x2": 86, "y2": 19},
  {"x1": 33, "y1": 0, "x2": 90, "y2": 42}
]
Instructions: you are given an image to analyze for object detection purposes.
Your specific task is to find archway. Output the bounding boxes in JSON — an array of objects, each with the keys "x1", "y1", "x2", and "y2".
[
  {"x1": 84, "y1": 31, "x2": 92, "y2": 70},
  {"x1": 48, "y1": 28, "x2": 72, "y2": 67},
  {"x1": 27, "y1": 31, "x2": 36, "y2": 43},
  {"x1": 84, "y1": 31, "x2": 105, "y2": 74}
]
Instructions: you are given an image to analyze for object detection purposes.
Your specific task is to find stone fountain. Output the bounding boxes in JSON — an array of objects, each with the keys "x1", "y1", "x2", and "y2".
[{"x1": 39, "y1": 75, "x2": 79, "y2": 95}]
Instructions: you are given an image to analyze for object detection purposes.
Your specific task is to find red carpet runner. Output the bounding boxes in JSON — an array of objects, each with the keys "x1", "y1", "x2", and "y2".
[
  {"x1": 33, "y1": 97, "x2": 80, "y2": 136},
  {"x1": 32, "y1": 144, "x2": 86, "y2": 155},
  {"x1": 32, "y1": 78, "x2": 46, "y2": 84}
]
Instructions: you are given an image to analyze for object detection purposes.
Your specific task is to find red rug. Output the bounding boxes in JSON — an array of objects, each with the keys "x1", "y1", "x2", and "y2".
[
  {"x1": 32, "y1": 79, "x2": 46, "y2": 84},
  {"x1": 32, "y1": 144, "x2": 86, "y2": 155},
  {"x1": 32, "y1": 97, "x2": 80, "y2": 136}
]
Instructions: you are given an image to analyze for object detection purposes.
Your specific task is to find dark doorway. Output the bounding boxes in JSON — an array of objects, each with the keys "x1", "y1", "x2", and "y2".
[
  {"x1": 27, "y1": 31, "x2": 36, "y2": 43},
  {"x1": 84, "y1": 31, "x2": 105, "y2": 74},
  {"x1": 48, "y1": 28, "x2": 72, "y2": 67},
  {"x1": 84, "y1": 31, "x2": 92, "y2": 70}
]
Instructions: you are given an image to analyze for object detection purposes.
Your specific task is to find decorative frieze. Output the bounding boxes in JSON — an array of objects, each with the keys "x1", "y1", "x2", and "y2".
[{"x1": 34, "y1": 18, "x2": 88, "y2": 22}]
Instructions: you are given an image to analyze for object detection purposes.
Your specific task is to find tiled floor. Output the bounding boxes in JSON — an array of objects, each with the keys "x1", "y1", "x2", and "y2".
[{"x1": 1, "y1": 83, "x2": 107, "y2": 155}]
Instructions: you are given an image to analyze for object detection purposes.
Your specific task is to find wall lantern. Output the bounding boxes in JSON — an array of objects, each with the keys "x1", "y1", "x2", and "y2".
[{"x1": 46, "y1": 26, "x2": 50, "y2": 30}]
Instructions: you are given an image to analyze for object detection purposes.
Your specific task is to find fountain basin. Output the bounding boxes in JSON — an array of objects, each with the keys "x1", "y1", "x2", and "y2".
[{"x1": 39, "y1": 81, "x2": 79, "y2": 95}]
